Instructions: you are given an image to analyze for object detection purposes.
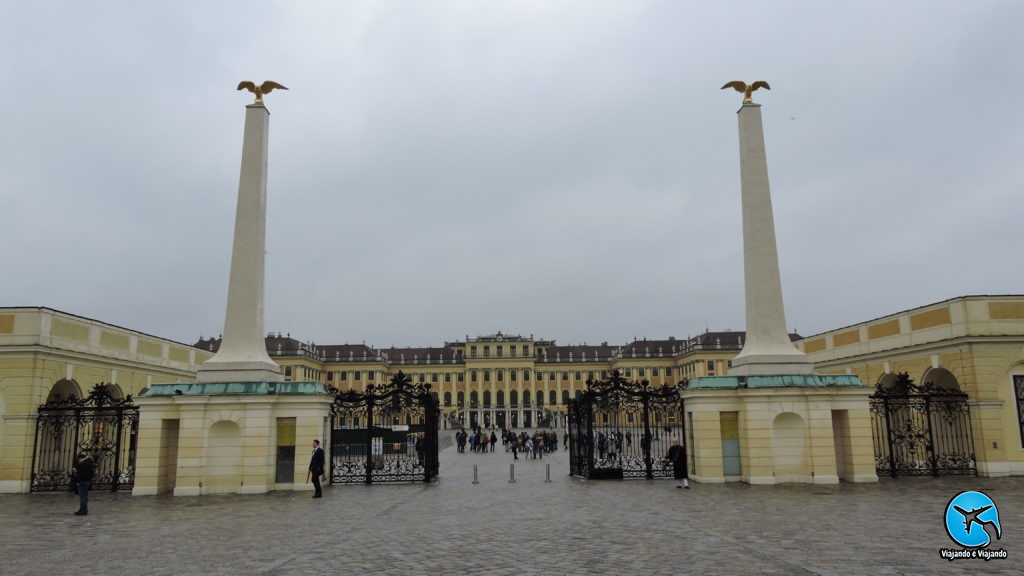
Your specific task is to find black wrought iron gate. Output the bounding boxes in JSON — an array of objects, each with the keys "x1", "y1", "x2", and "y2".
[
  {"x1": 869, "y1": 373, "x2": 976, "y2": 477},
  {"x1": 31, "y1": 384, "x2": 139, "y2": 492},
  {"x1": 568, "y1": 371, "x2": 685, "y2": 480},
  {"x1": 330, "y1": 372, "x2": 439, "y2": 484}
]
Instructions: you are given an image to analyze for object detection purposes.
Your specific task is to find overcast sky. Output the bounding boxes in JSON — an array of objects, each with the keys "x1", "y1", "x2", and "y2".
[{"x1": 2, "y1": 1, "x2": 1021, "y2": 349}]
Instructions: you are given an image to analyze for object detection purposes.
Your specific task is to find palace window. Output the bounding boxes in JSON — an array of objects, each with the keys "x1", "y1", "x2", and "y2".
[
  {"x1": 471, "y1": 346, "x2": 477, "y2": 358},
  {"x1": 652, "y1": 367, "x2": 659, "y2": 377},
  {"x1": 471, "y1": 370, "x2": 478, "y2": 382},
  {"x1": 354, "y1": 371, "x2": 361, "y2": 380},
  {"x1": 562, "y1": 389, "x2": 570, "y2": 404},
  {"x1": 587, "y1": 371, "x2": 594, "y2": 380},
  {"x1": 549, "y1": 390, "x2": 557, "y2": 405},
  {"x1": 285, "y1": 366, "x2": 293, "y2": 377},
  {"x1": 625, "y1": 368, "x2": 633, "y2": 378},
  {"x1": 639, "y1": 368, "x2": 646, "y2": 377},
  {"x1": 562, "y1": 372, "x2": 569, "y2": 381},
  {"x1": 497, "y1": 346, "x2": 503, "y2": 357},
  {"x1": 327, "y1": 371, "x2": 333, "y2": 381},
  {"x1": 458, "y1": 373, "x2": 464, "y2": 382},
  {"x1": 483, "y1": 346, "x2": 490, "y2": 358},
  {"x1": 522, "y1": 345, "x2": 529, "y2": 356},
  {"x1": 510, "y1": 370, "x2": 517, "y2": 382},
  {"x1": 431, "y1": 373, "x2": 438, "y2": 383},
  {"x1": 444, "y1": 392, "x2": 452, "y2": 407},
  {"x1": 574, "y1": 371, "x2": 581, "y2": 380},
  {"x1": 549, "y1": 372, "x2": 555, "y2": 380},
  {"x1": 523, "y1": 369, "x2": 530, "y2": 381},
  {"x1": 444, "y1": 372, "x2": 451, "y2": 383},
  {"x1": 484, "y1": 370, "x2": 491, "y2": 382},
  {"x1": 707, "y1": 361, "x2": 715, "y2": 371},
  {"x1": 367, "y1": 371, "x2": 374, "y2": 381},
  {"x1": 419, "y1": 373, "x2": 426, "y2": 383},
  {"x1": 497, "y1": 370, "x2": 504, "y2": 382},
  {"x1": 340, "y1": 371, "x2": 347, "y2": 380}
]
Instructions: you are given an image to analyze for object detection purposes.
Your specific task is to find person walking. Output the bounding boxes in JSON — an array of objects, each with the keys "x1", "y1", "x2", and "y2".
[
  {"x1": 309, "y1": 439, "x2": 325, "y2": 498},
  {"x1": 72, "y1": 452, "x2": 95, "y2": 516},
  {"x1": 665, "y1": 438, "x2": 689, "y2": 489}
]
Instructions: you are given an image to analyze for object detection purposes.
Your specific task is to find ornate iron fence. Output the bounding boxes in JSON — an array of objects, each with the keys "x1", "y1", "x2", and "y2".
[
  {"x1": 330, "y1": 372, "x2": 439, "y2": 484},
  {"x1": 31, "y1": 384, "x2": 139, "y2": 492},
  {"x1": 869, "y1": 373, "x2": 976, "y2": 478},
  {"x1": 568, "y1": 371, "x2": 685, "y2": 480}
]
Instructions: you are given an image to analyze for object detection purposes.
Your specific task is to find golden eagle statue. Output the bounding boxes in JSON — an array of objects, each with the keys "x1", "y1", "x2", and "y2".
[
  {"x1": 237, "y1": 80, "x2": 288, "y2": 105},
  {"x1": 721, "y1": 80, "x2": 770, "y2": 104}
]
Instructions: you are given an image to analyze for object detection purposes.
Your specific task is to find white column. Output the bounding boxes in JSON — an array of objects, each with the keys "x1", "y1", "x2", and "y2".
[
  {"x1": 198, "y1": 104, "x2": 282, "y2": 383},
  {"x1": 729, "y1": 103, "x2": 813, "y2": 376}
]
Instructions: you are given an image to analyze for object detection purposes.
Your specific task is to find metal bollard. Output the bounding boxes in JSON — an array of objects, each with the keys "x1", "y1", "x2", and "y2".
[
  {"x1": 473, "y1": 464, "x2": 479, "y2": 484},
  {"x1": 545, "y1": 462, "x2": 551, "y2": 483},
  {"x1": 509, "y1": 463, "x2": 516, "y2": 483}
]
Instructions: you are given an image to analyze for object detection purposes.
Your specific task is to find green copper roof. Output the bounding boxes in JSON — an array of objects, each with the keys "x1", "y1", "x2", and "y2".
[
  {"x1": 140, "y1": 381, "x2": 327, "y2": 397},
  {"x1": 687, "y1": 374, "x2": 865, "y2": 390}
]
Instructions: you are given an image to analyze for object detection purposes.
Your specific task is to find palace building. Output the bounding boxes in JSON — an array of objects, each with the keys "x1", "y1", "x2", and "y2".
[
  {"x1": 2, "y1": 294, "x2": 1024, "y2": 493},
  {"x1": 194, "y1": 329, "x2": 773, "y2": 431}
]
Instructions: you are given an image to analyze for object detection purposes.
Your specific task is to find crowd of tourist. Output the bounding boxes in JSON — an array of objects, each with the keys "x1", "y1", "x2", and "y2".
[{"x1": 454, "y1": 427, "x2": 562, "y2": 460}]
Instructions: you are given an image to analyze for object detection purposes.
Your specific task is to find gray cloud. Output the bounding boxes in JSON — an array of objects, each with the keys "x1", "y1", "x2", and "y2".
[{"x1": 2, "y1": 1, "x2": 1021, "y2": 348}]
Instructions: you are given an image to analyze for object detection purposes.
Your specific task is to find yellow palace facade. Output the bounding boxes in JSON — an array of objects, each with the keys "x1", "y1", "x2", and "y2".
[{"x1": 196, "y1": 330, "x2": 751, "y2": 430}]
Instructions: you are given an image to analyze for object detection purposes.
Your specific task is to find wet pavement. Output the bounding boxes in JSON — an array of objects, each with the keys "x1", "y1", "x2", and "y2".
[{"x1": 2, "y1": 437, "x2": 1022, "y2": 575}]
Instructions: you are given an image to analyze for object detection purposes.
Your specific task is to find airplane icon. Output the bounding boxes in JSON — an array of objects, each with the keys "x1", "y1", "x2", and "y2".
[{"x1": 954, "y1": 505, "x2": 1002, "y2": 542}]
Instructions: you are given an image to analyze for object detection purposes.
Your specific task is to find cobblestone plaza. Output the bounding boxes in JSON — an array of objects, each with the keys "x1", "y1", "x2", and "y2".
[{"x1": 2, "y1": 441, "x2": 1021, "y2": 576}]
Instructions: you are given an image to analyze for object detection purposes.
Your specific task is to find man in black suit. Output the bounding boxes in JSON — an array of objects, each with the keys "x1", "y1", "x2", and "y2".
[{"x1": 309, "y1": 439, "x2": 325, "y2": 498}]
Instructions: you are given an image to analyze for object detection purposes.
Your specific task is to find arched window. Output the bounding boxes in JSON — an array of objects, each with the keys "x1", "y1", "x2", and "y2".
[
  {"x1": 549, "y1": 390, "x2": 557, "y2": 405},
  {"x1": 562, "y1": 389, "x2": 570, "y2": 404},
  {"x1": 444, "y1": 391, "x2": 452, "y2": 407},
  {"x1": 535, "y1": 390, "x2": 544, "y2": 405},
  {"x1": 510, "y1": 390, "x2": 519, "y2": 405},
  {"x1": 457, "y1": 391, "x2": 465, "y2": 406},
  {"x1": 497, "y1": 390, "x2": 505, "y2": 406},
  {"x1": 470, "y1": 391, "x2": 479, "y2": 405},
  {"x1": 483, "y1": 391, "x2": 492, "y2": 406},
  {"x1": 575, "y1": 389, "x2": 583, "y2": 399}
]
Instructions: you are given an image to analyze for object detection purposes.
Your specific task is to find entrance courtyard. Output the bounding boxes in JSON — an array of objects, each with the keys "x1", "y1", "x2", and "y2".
[{"x1": 1, "y1": 437, "x2": 1020, "y2": 575}]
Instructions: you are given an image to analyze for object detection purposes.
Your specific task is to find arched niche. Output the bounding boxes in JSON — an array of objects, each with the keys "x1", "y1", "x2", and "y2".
[
  {"x1": 921, "y1": 367, "x2": 961, "y2": 391},
  {"x1": 47, "y1": 379, "x2": 82, "y2": 403},
  {"x1": 772, "y1": 412, "x2": 809, "y2": 480},
  {"x1": 206, "y1": 420, "x2": 242, "y2": 494}
]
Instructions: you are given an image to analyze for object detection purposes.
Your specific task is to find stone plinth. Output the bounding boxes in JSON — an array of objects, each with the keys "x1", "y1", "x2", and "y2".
[
  {"x1": 682, "y1": 375, "x2": 878, "y2": 484},
  {"x1": 132, "y1": 382, "x2": 332, "y2": 496}
]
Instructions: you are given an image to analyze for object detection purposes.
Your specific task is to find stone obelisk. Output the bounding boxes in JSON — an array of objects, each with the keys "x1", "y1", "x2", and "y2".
[
  {"x1": 728, "y1": 96, "x2": 813, "y2": 376},
  {"x1": 197, "y1": 100, "x2": 281, "y2": 383}
]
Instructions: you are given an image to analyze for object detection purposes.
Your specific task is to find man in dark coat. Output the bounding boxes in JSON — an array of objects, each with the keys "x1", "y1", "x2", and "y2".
[
  {"x1": 309, "y1": 439, "x2": 325, "y2": 498},
  {"x1": 665, "y1": 438, "x2": 689, "y2": 489},
  {"x1": 72, "y1": 452, "x2": 95, "y2": 515}
]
